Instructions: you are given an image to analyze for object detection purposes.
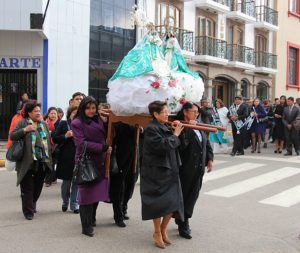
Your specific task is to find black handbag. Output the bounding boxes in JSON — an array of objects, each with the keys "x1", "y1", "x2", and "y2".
[
  {"x1": 73, "y1": 142, "x2": 100, "y2": 185},
  {"x1": 6, "y1": 140, "x2": 24, "y2": 161}
]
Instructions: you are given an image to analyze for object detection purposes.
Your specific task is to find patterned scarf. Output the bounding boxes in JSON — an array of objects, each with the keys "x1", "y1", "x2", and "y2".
[{"x1": 28, "y1": 119, "x2": 49, "y2": 161}]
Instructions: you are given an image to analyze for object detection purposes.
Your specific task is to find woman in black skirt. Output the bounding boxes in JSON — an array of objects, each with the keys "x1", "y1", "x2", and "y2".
[{"x1": 273, "y1": 95, "x2": 287, "y2": 153}]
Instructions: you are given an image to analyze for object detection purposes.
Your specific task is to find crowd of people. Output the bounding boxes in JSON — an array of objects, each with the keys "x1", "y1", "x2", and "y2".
[
  {"x1": 6, "y1": 92, "x2": 215, "y2": 250},
  {"x1": 204, "y1": 95, "x2": 300, "y2": 157}
]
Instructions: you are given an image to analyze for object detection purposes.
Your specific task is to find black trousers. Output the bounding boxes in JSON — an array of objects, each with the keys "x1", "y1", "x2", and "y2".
[
  {"x1": 285, "y1": 127, "x2": 299, "y2": 153},
  {"x1": 110, "y1": 170, "x2": 138, "y2": 221},
  {"x1": 20, "y1": 163, "x2": 46, "y2": 216},
  {"x1": 232, "y1": 125, "x2": 246, "y2": 154}
]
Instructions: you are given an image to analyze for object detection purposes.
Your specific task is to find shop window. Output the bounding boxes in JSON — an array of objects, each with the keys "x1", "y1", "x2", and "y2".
[{"x1": 287, "y1": 42, "x2": 300, "y2": 89}]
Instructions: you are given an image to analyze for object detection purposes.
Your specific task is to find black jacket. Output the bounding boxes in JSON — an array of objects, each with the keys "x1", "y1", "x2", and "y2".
[
  {"x1": 227, "y1": 103, "x2": 248, "y2": 122},
  {"x1": 282, "y1": 106, "x2": 299, "y2": 126},
  {"x1": 140, "y1": 119, "x2": 184, "y2": 221}
]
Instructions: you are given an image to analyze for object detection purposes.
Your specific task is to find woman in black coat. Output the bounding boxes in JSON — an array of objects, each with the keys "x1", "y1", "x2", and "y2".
[
  {"x1": 140, "y1": 101, "x2": 184, "y2": 249},
  {"x1": 176, "y1": 102, "x2": 213, "y2": 239},
  {"x1": 273, "y1": 95, "x2": 287, "y2": 153},
  {"x1": 52, "y1": 105, "x2": 79, "y2": 213}
]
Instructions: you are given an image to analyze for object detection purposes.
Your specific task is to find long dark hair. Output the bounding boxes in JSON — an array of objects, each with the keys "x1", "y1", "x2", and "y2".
[
  {"x1": 44, "y1": 107, "x2": 57, "y2": 120},
  {"x1": 76, "y1": 96, "x2": 99, "y2": 122},
  {"x1": 176, "y1": 102, "x2": 200, "y2": 121}
]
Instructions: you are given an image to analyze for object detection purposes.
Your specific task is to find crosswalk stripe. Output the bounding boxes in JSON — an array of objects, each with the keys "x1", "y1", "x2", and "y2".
[
  {"x1": 203, "y1": 162, "x2": 265, "y2": 182},
  {"x1": 216, "y1": 154, "x2": 300, "y2": 164},
  {"x1": 205, "y1": 167, "x2": 300, "y2": 198},
  {"x1": 259, "y1": 185, "x2": 300, "y2": 207}
]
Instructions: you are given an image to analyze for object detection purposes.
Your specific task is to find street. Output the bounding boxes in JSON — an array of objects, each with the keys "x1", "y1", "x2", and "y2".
[{"x1": 1, "y1": 147, "x2": 300, "y2": 253}]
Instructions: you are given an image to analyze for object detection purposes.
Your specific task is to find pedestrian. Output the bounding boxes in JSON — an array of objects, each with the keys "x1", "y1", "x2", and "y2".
[
  {"x1": 199, "y1": 98, "x2": 213, "y2": 125},
  {"x1": 44, "y1": 107, "x2": 59, "y2": 187},
  {"x1": 282, "y1": 97, "x2": 299, "y2": 156},
  {"x1": 249, "y1": 98, "x2": 267, "y2": 153},
  {"x1": 57, "y1": 107, "x2": 64, "y2": 120},
  {"x1": 209, "y1": 99, "x2": 230, "y2": 153},
  {"x1": 16, "y1": 92, "x2": 29, "y2": 114},
  {"x1": 70, "y1": 92, "x2": 85, "y2": 107},
  {"x1": 176, "y1": 102, "x2": 213, "y2": 239},
  {"x1": 10, "y1": 100, "x2": 53, "y2": 220},
  {"x1": 72, "y1": 96, "x2": 112, "y2": 237},
  {"x1": 273, "y1": 95, "x2": 287, "y2": 153},
  {"x1": 52, "y1": 105, "x2": 79, "y2": 214},
  {"x1": 140, "y1": 101, "x2": 184, "y2": 249},
  {"x1": 263, "y1": 99, "x2": 274, "y2": 148},
  {"x1": 227, "y1": 95, "x2": 248, "y2": 156}
]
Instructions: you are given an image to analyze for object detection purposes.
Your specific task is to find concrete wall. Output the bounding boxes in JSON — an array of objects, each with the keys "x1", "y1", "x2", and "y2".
[
  {"x1": 42, "y1": 0, "x2": 90, "y2": 110},
  {"x1": 275, "y1": 0, "x2": 300, "y2": 99}
]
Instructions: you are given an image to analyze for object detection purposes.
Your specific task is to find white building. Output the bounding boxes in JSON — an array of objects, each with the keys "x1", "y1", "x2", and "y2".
[{"x1": 0, "y1": 0, "x2": 90, "y2": 139}]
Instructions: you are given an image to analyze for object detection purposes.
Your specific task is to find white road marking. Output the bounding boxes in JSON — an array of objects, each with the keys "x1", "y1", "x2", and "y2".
[
  {"x1": 259, "y1": 185, "x2": 300, "y2": 207},
  {"x1": 205, "y1": 167, "x2": 300, "y2": 197},
  {"x1": 213, "y1": 160, "x2": 228, "y2": 166},
  {"x1": 204, "y1": 162, "x2": 265, "y2": 182}
]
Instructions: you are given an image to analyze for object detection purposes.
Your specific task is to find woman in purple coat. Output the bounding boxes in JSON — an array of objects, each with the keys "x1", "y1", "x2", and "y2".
[
  {"x1": 72, "y1": 96, "x2": 112, "y2": 237},
  {"x1": 250, "y1": 98, "x2": 267, "y2": 153}
]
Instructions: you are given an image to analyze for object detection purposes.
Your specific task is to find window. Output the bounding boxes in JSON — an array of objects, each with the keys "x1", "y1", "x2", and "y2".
[
  {"x1": 289, "y1": 0, "x2": 300, "y2": 17},
  {"x1": 287, "y1": 42, "x2": 300, "y2": 89},
  {"x1": 255, "y1": 35, "x2": 267, "y2": 52},
  {"x1": 198, "y1": 17, "x2": 216, "y2": 37},
  {"x1": 158, "y1": 3, "x2": 180, "y2": 28}
]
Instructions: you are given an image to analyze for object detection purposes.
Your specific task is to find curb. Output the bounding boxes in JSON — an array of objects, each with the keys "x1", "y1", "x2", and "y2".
[{"x1": 0, "y1": 160, "x2": 5, "y2": 167}]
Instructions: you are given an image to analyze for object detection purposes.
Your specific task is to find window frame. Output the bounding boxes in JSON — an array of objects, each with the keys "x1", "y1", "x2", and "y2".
[
  {"x1": 286, "y1": 42, "x2": 300, "y2": 90},
  {"x1": 158, "y1": 3, "x2": 181, "y2": 28},
  {"x1": 288, "y1": 0, "x2": 300, "y2": 18}
]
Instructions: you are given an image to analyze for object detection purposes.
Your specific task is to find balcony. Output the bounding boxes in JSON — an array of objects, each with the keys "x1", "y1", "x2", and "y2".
[
  {"x1": 195, "y1": 0, "x2": 231, "y2": 14},
  {"x1": 155, "y1": 25, "x2": 194, "y2": 54},
  {"x1": 255, "y1": 51, "x2": 278, "y2": 74},
  {"x1": 227, "y1": 0, "x2": 256, "y2": 23},
  {"x1": 227, "y1": 44, "x2": 255, "y2": 69},
  {"x1": 255, "y1": 6, "x2": 279, "y2": 32},
  {"x1": 194, "y1": 36, "x2": 228, "y2": 65}
]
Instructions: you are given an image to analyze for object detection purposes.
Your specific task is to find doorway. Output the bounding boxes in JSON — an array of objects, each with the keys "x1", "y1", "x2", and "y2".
[
  {"x1": 0, "y1": 70, "x2": 37, "y2": 140},
  {"x1": 212, "y1": 77, "x2": 235, "y2": 107}
]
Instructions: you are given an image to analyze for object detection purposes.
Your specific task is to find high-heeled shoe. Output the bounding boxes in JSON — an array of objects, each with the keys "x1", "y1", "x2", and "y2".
[
  {"x1": 153, "y1": 232, "x2": 165, "y2": 249},
  {"x1": 161, "y1": 229, "x2": 171, "y2": 245}
]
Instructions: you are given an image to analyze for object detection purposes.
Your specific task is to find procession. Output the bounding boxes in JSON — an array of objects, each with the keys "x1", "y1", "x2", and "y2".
[{"x1": 1, "y1": 0, "x2": 300, "y2": 252}]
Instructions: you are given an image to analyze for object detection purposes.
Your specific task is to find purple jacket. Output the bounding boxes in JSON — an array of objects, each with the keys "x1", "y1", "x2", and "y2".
[{"x1": 72, "y1": 117, "x2": 109, "y2": 205}]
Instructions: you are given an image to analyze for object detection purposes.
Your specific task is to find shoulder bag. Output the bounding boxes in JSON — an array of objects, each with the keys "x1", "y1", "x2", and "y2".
[{"x1": 73, "y1": 141, "x2": 100, "y2": 185}]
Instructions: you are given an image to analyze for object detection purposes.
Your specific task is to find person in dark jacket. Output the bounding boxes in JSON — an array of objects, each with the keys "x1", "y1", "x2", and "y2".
[
  {"x1": 282, "y1": 96, "x2": 300, "y2": 156},
  {"x1": 199, "y1": 98, "x2": 213, "y2": 125},
  {"x1": 249, "y1": 98, "x2": 267, "y2": 153},
  {"x1": 10, "y1": 100, "x2": 53, "y2": 220},
  {"x1": 140, "y1": 100, "x2": 184, "y2": 249},
  {"x1": 227, "y1": 95, "x2": 248, "y2": 156},
  {"x1": 72, "y1": 96, "x2": 112, "y2": 237},
  {"x1": 176, "y1": 102, "x2": 213, "y2": 239},
  {"x1": 52, "y1": 105, "x2": 79, "y2": 213},
  {"x1": 16, "y1": 92, "x2": 29, "y2": 114},
  {"x1": 273, "y1": 95, "x2": 286, "y2": 153}
]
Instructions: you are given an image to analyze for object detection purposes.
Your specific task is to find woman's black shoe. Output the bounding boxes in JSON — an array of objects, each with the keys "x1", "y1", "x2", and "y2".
[
  {"x1": 73, "y1": 209, "x2": 79, "y2": 214},
  {"x1": 178, "y1": 228, "x2": 192, "y2": 239},
  {"x1": 62, "y1": 206, "x2": 67, "y2": 212}
]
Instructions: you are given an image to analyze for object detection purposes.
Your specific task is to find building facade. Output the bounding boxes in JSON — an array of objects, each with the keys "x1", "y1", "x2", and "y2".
[
  {"x1": 275, "y1": 0, "x2": 300, "y2": 99},
  {"x1": 142, "y1": 0, "x2": 278, "y2": 105}
]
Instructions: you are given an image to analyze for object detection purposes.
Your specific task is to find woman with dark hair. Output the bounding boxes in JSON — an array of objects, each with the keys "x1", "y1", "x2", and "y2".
[
  {"x1": 249, "y1": 98, "x2": 267, "y2": 153},
  {"x1": 176, "y1": 102, "x2": 213, "y2": 239},
  {"x1": 273, "y1": 95, "x2": 287, "y2": 153},
  {"x1": 10, "y1": 100, "x2": 53, "y2": 220},
  {"x1": 71, "y1": 96, "x2": 112, "y2": 237},
  {"x1": 52, "y1": 105, "x2": 79, "y2": 213},
  {"x1": 140, "y1": 100, "x2": 184, "y2": 249}
]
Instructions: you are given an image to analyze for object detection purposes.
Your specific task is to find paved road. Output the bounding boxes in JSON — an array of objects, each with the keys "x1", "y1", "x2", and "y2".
[{"x1": 1, "y1": 146, "x2": 300, "y2": 253}]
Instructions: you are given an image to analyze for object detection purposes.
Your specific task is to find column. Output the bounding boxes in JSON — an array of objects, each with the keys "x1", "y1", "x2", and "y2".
[
  {"x1": 205, "y1": 79, "x2": 213, "y2": 101},
  {"x1": 252, "y1": 83, "x2": 257, "y2": 98},
  {"x1": 235, "y1": 82, "x2": 242, "y2": 96}
]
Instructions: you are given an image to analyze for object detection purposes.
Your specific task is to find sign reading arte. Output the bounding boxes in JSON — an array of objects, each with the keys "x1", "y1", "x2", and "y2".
[{"x1": 0, "y1": 57, "x2": 41, "y2": 69}]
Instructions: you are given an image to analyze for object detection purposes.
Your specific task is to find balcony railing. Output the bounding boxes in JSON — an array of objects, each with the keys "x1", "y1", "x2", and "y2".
[
  {"x1": 212, "y1": 0, "x2": 231, "y2": 7},
  {"x1": 256, "y1": 5, "x2": 278, "y2": 26},
  {"x1": 255, "y1": 51, "x2": 277, "y2": 69},
  {"x1": 155, "y1": 25, "x2": 194, "y2": 52},
  {"x1": 231, "y1": 0, "x2": 255, "y2": 17},
  {"x1": 227, "y1": 44, "x2": 255, "y2": 65},
  {"x1": 195, "y1": 36, "x2": 227, "y2": 59}
]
